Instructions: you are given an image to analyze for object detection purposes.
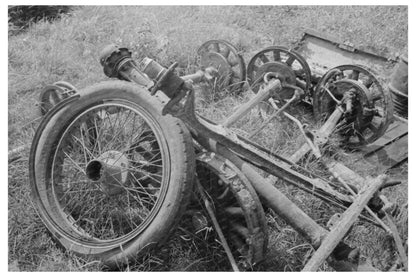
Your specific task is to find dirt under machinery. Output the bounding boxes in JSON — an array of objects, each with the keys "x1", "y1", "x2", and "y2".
[{"x1": 30, "y1": 30, "x2": 408, "y2": 271}]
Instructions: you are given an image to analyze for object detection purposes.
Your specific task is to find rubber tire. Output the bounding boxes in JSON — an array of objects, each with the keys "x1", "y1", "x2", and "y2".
[{"x1": 30, "y1": 80, "x2": 195, "y2": 268}]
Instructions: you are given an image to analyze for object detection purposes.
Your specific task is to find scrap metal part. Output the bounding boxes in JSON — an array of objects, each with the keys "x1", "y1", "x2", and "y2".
[
  {"x1": 38, "y1": 81, "x2": 78, "y2": 115},
  {"x1": 197, "y1": 39, "x2": 246, "y2": 92},
  {"x1": 313, "y1": 64, "x2": 394, "y2": 148},
  {"x1": 388, "y1": 55, "x2": 408, "y2": 117},
  {"x1": 247, "y1": 46, "x2": 312, "y2": 99},
  {"x1": 195, "y1": 152, "x2": 268, "y2": 268},
  {"x1": 95, "y1": 43, "x2": 404, "y2": 271},
  {"x1": 293, "y1": 29, "x2": 397, "y2": 80}
]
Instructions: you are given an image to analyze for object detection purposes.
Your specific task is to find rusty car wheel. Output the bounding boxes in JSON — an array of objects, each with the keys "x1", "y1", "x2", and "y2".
[
  {"x1": 313, "y1": 64, "x2": 394, "y2": 147},
  {"x1": 30, "y1": 80, "x2": 195, "y2": 268},
  {"x1": 247, "y1": 46, "x2": 312, "y2": 98},
  {"x1": 197, "y1": 39, "x2": 246, "y2": 95}
]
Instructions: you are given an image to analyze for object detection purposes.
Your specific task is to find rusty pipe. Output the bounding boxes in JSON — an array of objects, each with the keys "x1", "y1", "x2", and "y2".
[
  {"x1": 284, "y1": 112, "x2": 322, "y2": 159},
  {"x1": 222, "y1": 79, "x2": 282, "y2": 128},
  {"x1": 181, "y1": 67, "x2": 218, "y2": 84},
  {"x1": 212, "y1": 142, "x2": 327, "y2": 248},
  {"x1": 209, "y1": 141, "x2": 373, "y2": 271},
  {"x1": 289, "y1": 106, "x2": 344, "y2": 163},
  {"x1": 248, "y1": 90, "x2": 300, "y2": 139},
  {"x1": 99, "y1": 44, "x2": 154, "y2": 88}
]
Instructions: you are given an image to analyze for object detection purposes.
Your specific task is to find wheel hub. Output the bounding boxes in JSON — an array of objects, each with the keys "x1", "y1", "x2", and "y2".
[
  {"x1": 255, "y1": 62, "x2": 296, "y2": 84},
  {"x1": 254, "y1": 62, "x2": 297, "y2": 98},
  {"x1": 85, "y1": 150, "x2": 129, "y2": 195},
  {"x1": 332, "y1": 79, "x2": 372, "y2": 127},
  {"x1": 200, "y1": 52, "x2": 232, "y2": 84}
]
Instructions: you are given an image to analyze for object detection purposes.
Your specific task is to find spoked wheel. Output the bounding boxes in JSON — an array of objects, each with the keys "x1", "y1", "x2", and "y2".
[
  {"x1": 197, "y1": 40, "x2": 246, "y2": 94},
  {"x1": 313, "y1": 64, "x2": 394, "y2": 147},
  {"x1": 30, "y1": 81, "x2": 195, "y2": 268},
  {"x1": 190, "y1": 152, "x2": 268, "y2": 269},
  {"x1": 247, "y1": 46, "x2": 312, "y2": 99},
  {"x1": 39, "y1": 81, "x2": 78, "y2": 115}
]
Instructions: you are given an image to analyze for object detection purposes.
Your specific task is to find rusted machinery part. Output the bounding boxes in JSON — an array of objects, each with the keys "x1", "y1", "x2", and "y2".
[
  {"x1": 53, "y1": 81, "x2": 78, "y2": 93},
  {"x1": 30, "y1": 82, "x2": 195, "y2": 268},
  {"x1": 197, "y1": 40, "x2": 246, "y2": 92},
  {"x1": 313, "y1": 64, "x2": 394, "y2": 147},
  {"x1": 192, "y1": 152, "x2": 268, "y2": 269},
  {"x1": 38, "y1": 81, "x2": 78, "y2": 115},
  {"x1": 388, "y1": 55, "x2": 408, "y2": 117},
  {"x1": 247, "y1": 46, "x2": 312, "y2": 99}
]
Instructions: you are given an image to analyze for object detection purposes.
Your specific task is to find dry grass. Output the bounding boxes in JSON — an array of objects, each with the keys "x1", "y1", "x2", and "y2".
[{"x1": 8, "y1": 5, "x2": 407, "y2": 271}]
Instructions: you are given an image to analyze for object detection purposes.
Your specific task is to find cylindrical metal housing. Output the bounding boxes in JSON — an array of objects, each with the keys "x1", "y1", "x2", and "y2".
[
  {"x1": 388, "y1": 55, "x2": 408, "y2": 116},
  {"x1": 140, "y1": 57, "x2": 167, "y2": 80},
  {"x1": 99, "y1": 44, "x2": 154, "y2": 88}
]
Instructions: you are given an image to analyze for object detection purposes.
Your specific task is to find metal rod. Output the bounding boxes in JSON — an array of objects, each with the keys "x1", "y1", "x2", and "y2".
[
  {"x1": 215, "y1": 142, "x2": 369, "y2": 271},
  {"x1": 284, "y1": 112, "x2": 322, "y2": 159},
  {"x1": 222, "y1": 79, "x2": 281, "y2": 127},
  {"x1": 384, "y1": 211, "x2": 408, "y2": 270},
  {"x1": 302, "y1": 175, "x2": 387, "y2": 271},
  {"x1": 181, "y1": 66, "x2": 219, "y2": 84},
  {"x1": 248, "y1": 92, "x2": 298, "y2": 139},
  {"x1": 327, "y1": 167, "x2": 392, "y2": 235},
  {"x1": 323, "y1": 86, "x2": 341, "y2": 105},
  {"x1": 289, "y1": 106, "x2": 344, "y2": 163},
  {"x1": 214, "y1": 143, "x2": 327, "y2": 248},
  {"x1": 379, "y1": 195, "x2": 408, "y2": 270},
  {"x1": 181, "y1": 70, "x2": 205, "y2": 83}
]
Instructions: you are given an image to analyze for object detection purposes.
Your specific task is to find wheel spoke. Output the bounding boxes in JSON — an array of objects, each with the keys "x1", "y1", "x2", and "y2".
[
  {"x1": 273, "y1": 50, "x2": 281, "y2": 61},
  {"x1": 72, "y1": 134, "x2": 95, "y2": 161},
  {"x1": 370, "y1": 91, "x2": 383, "y2": 101},
  {"x1": 228, "y1": 55, "x2": 239, "y2": 67},
  {"x1": 355, "y1": 130, "x2": 367, "y2": 143},
  {"x1": 224, "y1": 207, "x2": 244, "y2": 216},
  {"x1": 363, "y1": 78, "x2": 373, "y2": 88},
  {"x1": 368, "y1": 123, "x2": 378, "y2": 133},
  {"x1": 231, "y1": 68, "x2": 241, "y2": 79},
  {"x1": 286, "y1": 55, "x2": 295, "y2": 66},
  {"x1": 230, "y1": 224, "x2": 250, "y2": 239},
  {"x1": 294, "y1": 68, "x2": 305, "y2": 77},
  {"x1": 63, "y1": 151, "x2": 86, "y2": 175},
  {"x1": 220, "y1": 47, "x2": 230, "y2": 58},
  {"x1": 350, "y1": 70, "x2": 359, "y2": 80},
  {"x1": 91, "y1": 114, "x2": 104, "y2": 155},
  {"x1": 251, "y1": 64, "x2": 259, "y2": 74},
  {"x1": 258, "y1": 53, "x2": 269, "y2": 63},
  {"x1": 49, "y1": 102, "x2": 168, "y2": 242},
  {"x1": 212, "y1": 42, "x2": 220, "y2": 53}
]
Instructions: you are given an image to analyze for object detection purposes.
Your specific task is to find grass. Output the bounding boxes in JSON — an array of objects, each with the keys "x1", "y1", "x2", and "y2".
[{"x1": 8, "y1": 5, "x2": 408, "y2": 271}]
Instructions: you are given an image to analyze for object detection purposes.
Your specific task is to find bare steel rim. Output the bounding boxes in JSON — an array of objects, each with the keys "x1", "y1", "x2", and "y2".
[
  {"x1": 47, "y1": 100, "x2": 170, "y2": 247},
  {"x1": 247, "y1": 46, "x2": 312, "y2": 96},
  {"x1": 197, "y1": 39, "x2": 246, "y2": 93}
]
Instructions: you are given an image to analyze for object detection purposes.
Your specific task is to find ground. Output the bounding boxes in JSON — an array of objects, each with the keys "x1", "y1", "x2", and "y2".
[{"x1": 8, "y1": 5, "x2": 408, "y2": 271}]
